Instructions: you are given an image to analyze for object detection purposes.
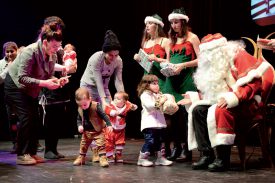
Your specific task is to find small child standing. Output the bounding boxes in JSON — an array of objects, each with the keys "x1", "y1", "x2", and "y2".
[
  {"x1": 136, "y1": 74, "x2": 173, "y2": 167},
  {"x1": 104, "y1": 91, "x2": 138, "y2": 163},
  {"x1": 73, "y1": 87, "x2": 112, "y2": 167}
]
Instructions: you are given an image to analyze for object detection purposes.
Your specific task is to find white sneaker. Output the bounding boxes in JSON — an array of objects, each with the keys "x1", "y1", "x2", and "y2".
[
  {"x1": 137, "y1": 159, "x2": 154, "y2": 167},
  {"x1": 155, "y1": 157, "x2": 173, "y2": 166},
  {"x1": 17, "y1": 154, "x2": 36, "y2": 165}
]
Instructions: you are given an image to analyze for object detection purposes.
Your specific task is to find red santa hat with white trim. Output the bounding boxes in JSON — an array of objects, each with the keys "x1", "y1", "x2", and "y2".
[
  {"x1": 168, "y1": 7, "x2": 189, "y2": 22},
  {"x1": 199, "y1": 33, "x2": 228, "y2": 52},
  {"x1": 144, "y1": 14, "x2": 164, "y2": 28}
]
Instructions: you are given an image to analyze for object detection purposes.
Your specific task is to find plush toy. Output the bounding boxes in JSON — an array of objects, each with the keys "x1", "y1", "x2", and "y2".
[{"x1": 156, "y1": 93, "x2": 179, "y2": 115}]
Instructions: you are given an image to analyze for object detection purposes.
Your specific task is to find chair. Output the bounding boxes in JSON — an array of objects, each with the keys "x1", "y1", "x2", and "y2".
[{"x1": 234, "y1": 35, "x2": 275, "y2": 170}]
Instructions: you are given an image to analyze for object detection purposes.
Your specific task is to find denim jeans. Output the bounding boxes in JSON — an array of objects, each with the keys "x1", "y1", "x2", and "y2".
[{"x1": 141, "y1": 128, "x2": 162, "y2": 154}]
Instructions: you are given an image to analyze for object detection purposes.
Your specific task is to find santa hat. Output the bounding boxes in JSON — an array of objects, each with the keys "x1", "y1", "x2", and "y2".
[
  {"x1": 144, "y1": 14, "x2": 164, "y2": 27},
  {"x1": 168, "y1": 7, "x2": 189, "y2": 22},
  {"x1": 102, "y1": 30, "x2": 121, "y2": 53},
  {"x1": 199, "y1": 33, "x2": 227, "y2": 52}
]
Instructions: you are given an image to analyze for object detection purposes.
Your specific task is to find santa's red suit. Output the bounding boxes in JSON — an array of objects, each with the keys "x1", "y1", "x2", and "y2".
[
  {"x1": 185, "y1": 33, "x2": 274, "y2": 150},
  {"x1": 104, "y1": 101, "x2": 133, "y2": 157}
]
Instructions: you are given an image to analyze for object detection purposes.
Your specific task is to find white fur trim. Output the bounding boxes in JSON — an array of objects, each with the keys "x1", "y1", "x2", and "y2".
[
  {"x1": 206, "y1": 104, "x2": 217, "y2": 147},
  {"x1": 232, "y1": 61, "x2": 271, "y2": 92},
  {"x1": 115, "y1": 146, "x2": 124, "y2": 150},
  {"x1": 185, "y1": 91, "x2": 200, "y2": 112},
  {"x1": 212, "y1": 133, "x2": 236, "y2": 147},
  {"x1": 199, "y1": 37, "x2": 227, "y2": 52},
  {"x1": 144, "y1": 16, "x2": 164, "y2": 27},
  {"x1": 188, "y1": 102, "x2": 237, "y2": 150},
  {"x1": 106, "y1": 151, "x2": 114, "y2": 157},
  {"x1": 218, "y1": 92, "x2": 239, "y2": 108},
  {"x1": 110, "y1": 110, "x2": 117, "y2": 117},
  {"x1": 168, "y1": 13, "x2": 189, "y2": 22},
  {"x1": 206, "y1": 104, "x2": 235, "y2": 147},
  {"x1": 187, "y1": 100, "x2": 212, "y2": 150}
]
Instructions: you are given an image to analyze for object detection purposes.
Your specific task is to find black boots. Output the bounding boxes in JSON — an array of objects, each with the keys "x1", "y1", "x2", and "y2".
[
  {"x1": 167, "y1": 143, "x2": 192, "y2": 162},
  {"x1": 192, "y1": 145, "x2": 231, "y2": 171},
  {"x1": 192, "y1": 150, "x2": 215, "y2": 170},
  {"x1": 208, "y1": 145, "x2": 231, "y2": 172}
]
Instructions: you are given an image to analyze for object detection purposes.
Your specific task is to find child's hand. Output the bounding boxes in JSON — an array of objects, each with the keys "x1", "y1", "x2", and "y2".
[
  {"x1": 78, "y1": 125, "x2": 84, "y2": 133},
  {"x1": 106, "y1": 126, "x2": 113, "y2": 133},
  {"x1": 130, "y1": 103, "x2": 138, "y2": 111},
  {"x1": 159, "y1": 95, "x2": 168, "y2": 105}
]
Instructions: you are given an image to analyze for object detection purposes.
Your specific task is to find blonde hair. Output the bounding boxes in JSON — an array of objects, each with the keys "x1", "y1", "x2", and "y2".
[
  {"x1": 137, "y1": 74, "x2": 158, "y2": 97},
  {"x1": 75, "y1": 87, "x2": 90, "y2": 105}
]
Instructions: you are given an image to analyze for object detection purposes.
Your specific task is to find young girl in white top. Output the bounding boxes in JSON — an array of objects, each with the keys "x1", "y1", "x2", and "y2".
[{"x1": 136, "y1": 74, "x2": 173, "y2": 167}]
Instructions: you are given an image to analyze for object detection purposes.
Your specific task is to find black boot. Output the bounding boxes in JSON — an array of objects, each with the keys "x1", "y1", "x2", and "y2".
[
  {"x1": 192, "y1": 150, "x2": 215, "y2": 170},
  {"x1": 167, "y1": 144, "x2": 182, "y2": 161},
  {"x1": 177, "y1": 143, "x2": 192, "y2": 162},
  {"x1": 164, "y1": 143, "x2": 171, "y2": 158},
  {"x1": 208, "y1": 145, "x2": 231, "y2": 172}
]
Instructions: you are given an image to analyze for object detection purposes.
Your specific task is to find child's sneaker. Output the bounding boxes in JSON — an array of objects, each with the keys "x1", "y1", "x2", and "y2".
[
  {"x1": 115, "y1": 153, "x2": 123, "y2": 163},
  {"x1": 16, "y1": 154, "x2": 36, "y2": 165},
  {"x1": 99, "y1": 155, "x2": 109, "y2": 167},
  {"x1": 155, "y1": 151, "x2": 173, "y2": 166},
  {"x1": 73, "y1": 155, "x2": 85, "y2": 166}
]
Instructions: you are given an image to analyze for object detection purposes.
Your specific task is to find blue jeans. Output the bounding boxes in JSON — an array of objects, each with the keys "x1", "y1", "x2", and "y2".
[{"x1": 141, "y1": 128, "x2": 162, "y2": 154}]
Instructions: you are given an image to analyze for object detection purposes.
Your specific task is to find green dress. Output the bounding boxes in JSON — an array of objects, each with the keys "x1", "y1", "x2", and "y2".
[{"x1": 164, "y1": 41, "x2": 197, "y2": 102}]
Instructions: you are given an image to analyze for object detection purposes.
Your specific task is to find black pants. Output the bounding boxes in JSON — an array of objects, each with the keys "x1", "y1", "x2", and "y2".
[
  {"x1": 192, "y1": 105, "x2": 212, "y2": 151},
  {"x1": 164, "y1": 106, "x2": 188, "y2": 147},
  {"x1": 40, "y1": 102, "x2": 69, "y2": 153},
  {"x1": 4, "y1": 74, "x2": 39, "y2": 156}
]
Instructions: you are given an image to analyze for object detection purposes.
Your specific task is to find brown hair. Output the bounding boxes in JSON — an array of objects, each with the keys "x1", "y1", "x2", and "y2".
[
  {"x1": 75, "y1": 87, "x2": 90, "y2": 105},
  {"x1": 40, "y1": 25, "x2": 63, "y2": 42},
  {"x1": 141, "y1": 23, "x2": 166, "y2": 48},
  {"x1": 115, "y1": 91, "x2": 129, "y2": 101},
  {"x1": 168, "y1": 19, "x2": 189, "y2": 46},
  {"x1": 137, "y1": 74, "x2": 158, "y2": 97}
]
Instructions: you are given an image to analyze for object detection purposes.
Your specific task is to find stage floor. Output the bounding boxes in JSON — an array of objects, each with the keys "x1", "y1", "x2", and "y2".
[{"x1": 0, "y1": 138, "x2": 275, "y2": 183}]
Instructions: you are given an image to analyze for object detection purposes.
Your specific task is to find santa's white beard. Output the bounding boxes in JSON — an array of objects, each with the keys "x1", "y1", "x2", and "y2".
[{"x1": 194, "y1": 48, "x2": 231, "y2": 103}]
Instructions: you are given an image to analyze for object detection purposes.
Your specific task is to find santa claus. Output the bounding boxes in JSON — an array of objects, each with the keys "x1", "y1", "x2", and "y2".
[{"x1": 178, "y1": 33, "x2": 274, "y2": 171}]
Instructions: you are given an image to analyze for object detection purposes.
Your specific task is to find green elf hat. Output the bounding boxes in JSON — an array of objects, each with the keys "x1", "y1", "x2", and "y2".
[
  {"x1": 168, "y1": 7, "x2": 189, "y2": 22},
  {"x1": 144, "y1": 14, "x2": 164, "y2": 27}
]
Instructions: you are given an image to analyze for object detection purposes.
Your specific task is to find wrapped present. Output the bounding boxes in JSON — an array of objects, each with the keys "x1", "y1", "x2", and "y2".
[
  {"x1": 160, "y1": 94, "x2": 179, "y2": 115},
  {"x1": 160, "y1": 62, "x2": 178, "y2": 77},
  {"x1": 138, "y1": 49, "x2": 154, "y2": 73}
]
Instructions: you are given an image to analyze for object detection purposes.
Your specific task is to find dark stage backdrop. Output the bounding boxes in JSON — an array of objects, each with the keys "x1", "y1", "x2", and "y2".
[{"x1": 0, "y1": 0, "x2": 274, "y2": 140}]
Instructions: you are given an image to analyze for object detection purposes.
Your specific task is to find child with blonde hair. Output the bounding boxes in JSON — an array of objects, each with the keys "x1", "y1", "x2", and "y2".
[{"x1": 136, "y1": 74, "x2": 173, "y2": 167}]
